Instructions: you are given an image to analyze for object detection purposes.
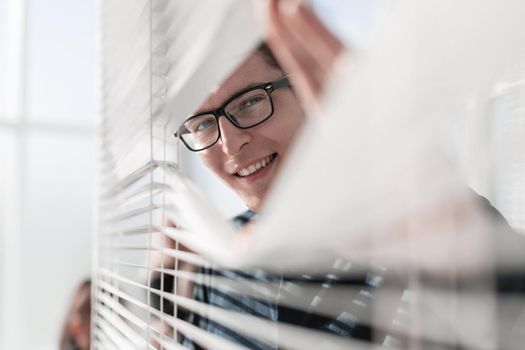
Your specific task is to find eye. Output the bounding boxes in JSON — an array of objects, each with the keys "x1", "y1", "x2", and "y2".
[
  {"x1": 240, "y1": 95, "x2": 265, "y2": 110},
  {"x1": 184, "y1": 116, "x2": 216, "y2": 134},
  {"x1": 194, "y1": 119, "x2": 214, "y2": 132}
]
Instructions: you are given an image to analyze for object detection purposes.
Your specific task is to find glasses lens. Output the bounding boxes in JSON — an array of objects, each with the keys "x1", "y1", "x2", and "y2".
[
  {"x1": 225, "y1": 88, "x2": 272, "y2": 127},
  {"x1": 179, "y1": 114, "x2": 218, "y2": 150}
]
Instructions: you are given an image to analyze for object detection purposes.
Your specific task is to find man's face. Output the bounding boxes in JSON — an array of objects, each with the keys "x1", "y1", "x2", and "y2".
[{"x1": 195, "y1": 52, "x2": 305, "y2": 212}]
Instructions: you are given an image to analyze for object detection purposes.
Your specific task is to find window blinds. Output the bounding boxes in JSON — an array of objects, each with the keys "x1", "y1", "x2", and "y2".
[
  {"x1": 95, "y1": 1, "x2": 265, "y2": 349},
  {"x1": 95, "y1": 1, "x2": 525, "y2": 349}
]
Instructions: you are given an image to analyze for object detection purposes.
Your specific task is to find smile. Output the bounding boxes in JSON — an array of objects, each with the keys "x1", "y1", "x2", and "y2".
[{"x1": 236, "y1": 154, "x2": 276, "y2": 177}]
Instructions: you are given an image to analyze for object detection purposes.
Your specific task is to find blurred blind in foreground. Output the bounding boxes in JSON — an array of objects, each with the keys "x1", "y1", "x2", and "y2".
[
  {"x1": 94, "y1": 0, "x2": 525, "y2": 349},
  {"x1": 489, "y1": 65, "x2": 525, "y2": 232}
]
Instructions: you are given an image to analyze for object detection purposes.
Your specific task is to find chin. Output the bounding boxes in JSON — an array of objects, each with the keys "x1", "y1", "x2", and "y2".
[
  {"x1": 242, "y1": 191, "x2": 268, "y2": 213},
  {"x1": 243, "y1": 198, "x2": 261, "y2": 213}
]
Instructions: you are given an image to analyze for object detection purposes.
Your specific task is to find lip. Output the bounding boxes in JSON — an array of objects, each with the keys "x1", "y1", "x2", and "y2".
[{"x1": 234, "y1": 154, "x2": 278, "y2": 183}]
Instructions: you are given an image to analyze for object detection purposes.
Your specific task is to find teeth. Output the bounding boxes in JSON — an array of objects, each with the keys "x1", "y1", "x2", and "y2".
[{"x1": 237, "y1": 155, "x2": 274, "y2": 177}]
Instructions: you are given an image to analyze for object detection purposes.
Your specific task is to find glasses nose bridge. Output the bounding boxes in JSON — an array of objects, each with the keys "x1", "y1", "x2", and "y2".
[{"x1": 214, "y1": 107, "x2": 239, "y2": 128}]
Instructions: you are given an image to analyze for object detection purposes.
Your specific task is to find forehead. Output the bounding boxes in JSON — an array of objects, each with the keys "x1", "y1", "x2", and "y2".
[{"x1": 195, "y1": 52, "x2": 282, "y2": 113}]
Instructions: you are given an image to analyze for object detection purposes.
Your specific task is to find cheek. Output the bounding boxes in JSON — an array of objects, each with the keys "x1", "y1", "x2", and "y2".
[
  {"x1": 271, "y1": 107, "x2": 305, "y2": 151},
  {"x1": 198, "y1": 152, "x2": 226, "y2": 180}
]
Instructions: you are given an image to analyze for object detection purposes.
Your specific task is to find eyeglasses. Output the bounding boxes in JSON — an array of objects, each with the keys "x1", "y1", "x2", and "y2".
[{"x1": 174, "y1": 76, "x2": 291, "y2": 152}]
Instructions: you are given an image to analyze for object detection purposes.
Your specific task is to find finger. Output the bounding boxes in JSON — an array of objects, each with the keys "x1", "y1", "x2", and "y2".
[
  {"x1": 264, "y1": 0, "x2": 346, "y2": 112},
  {"x1": 278, "y1": 0, "x2": 344, "y2": 74},
  {"x1": 265, "y1": 0, "x2": 323, "y2": 109}
]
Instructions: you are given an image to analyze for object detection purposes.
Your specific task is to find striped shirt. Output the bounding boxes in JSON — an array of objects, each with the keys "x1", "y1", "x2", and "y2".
[
  {"x1": 153, "y1": 192, "x2": 525, "y2": 349},
  {"x1": 181, "y1": 211, "x2": 383, "y2": 349}
]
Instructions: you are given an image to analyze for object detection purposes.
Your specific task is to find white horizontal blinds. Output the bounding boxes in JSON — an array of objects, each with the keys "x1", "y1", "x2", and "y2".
[
  {"x1": 96, "y1": 0, "x2": 282, "y2": 349},
  {"x1": 96, "y1": 1, "x2": 525, "y2": 350},
  {"x1": 148, "y1": 1, "x2": 266, "y2": 349},
  {"x1": 96, "y1": 0, "x2": 154, "y2": 348}
]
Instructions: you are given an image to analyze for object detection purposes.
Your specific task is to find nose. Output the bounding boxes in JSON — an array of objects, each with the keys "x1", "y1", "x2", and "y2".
[{"x1": 217, "y1": 116, "x2": 252, "y2": 156}]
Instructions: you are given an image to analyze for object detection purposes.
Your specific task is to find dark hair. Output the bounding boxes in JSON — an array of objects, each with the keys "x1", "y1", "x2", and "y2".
[{"x1": 256, "y1": 42, "x2": 282, "y2": 70}]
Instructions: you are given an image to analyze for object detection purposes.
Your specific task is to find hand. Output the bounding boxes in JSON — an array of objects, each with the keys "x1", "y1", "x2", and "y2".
[
  {"x1": 259, "y1": 0, "x2": 347, "y2": 113},
  {"x1": 149, "y1": 220, "x2": 198, "y2": 299}
]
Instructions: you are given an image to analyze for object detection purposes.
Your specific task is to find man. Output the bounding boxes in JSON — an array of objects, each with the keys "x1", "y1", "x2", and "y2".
[
  {"x1": 172, "y1": 20, "x2": 378, "y2": 348},
  {"x1": 177, "y1": 0, "x2": 346, "y2": 214},
  {"x1": 175, "y1": 43, "x2": 377, "y2": 349},
  {"x1": 176, "y1": 45, "x2": 305, "y2": 213},
  {"x1": 150, "y1": 3, "x2": 368, "y2": 348}
]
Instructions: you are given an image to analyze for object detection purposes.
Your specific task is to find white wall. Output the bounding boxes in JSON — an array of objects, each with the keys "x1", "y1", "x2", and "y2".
[{"x1": 0, "y1": 0, "x2": 96, "y2": 348}]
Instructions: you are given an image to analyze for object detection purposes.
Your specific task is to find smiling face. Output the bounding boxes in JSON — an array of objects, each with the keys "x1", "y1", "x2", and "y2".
[{"x1": 195, "y1": 52, "x2": 305, "y2": 212}]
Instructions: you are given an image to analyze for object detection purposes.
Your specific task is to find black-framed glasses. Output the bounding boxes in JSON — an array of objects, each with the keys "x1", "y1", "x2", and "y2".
[{"x1": 174, "y1": 76, "x2": 291, "y2": 152}]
